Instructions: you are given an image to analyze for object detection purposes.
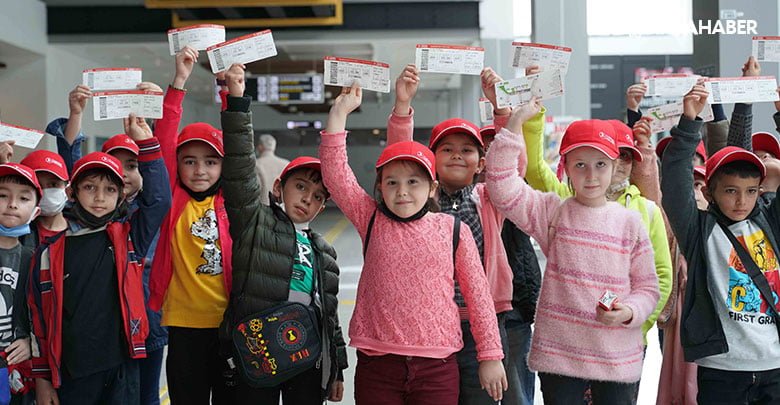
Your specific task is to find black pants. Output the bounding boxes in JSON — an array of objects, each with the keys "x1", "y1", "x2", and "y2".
[
  {"x1": 57, "y1": 359, "x2": 139, "y2": 405},
  {"x1": 539, "y1": 372, "x2": 637, "y2": 405},
  {"x1": 698, "y1": 366, "x2": 780, "y2": 404},
  {"x1": 166, "y1": 327, "x2": 234, "y2": 405},
  {"x1": 234, "y1": 364, "x2": 324, "y2": 405}
]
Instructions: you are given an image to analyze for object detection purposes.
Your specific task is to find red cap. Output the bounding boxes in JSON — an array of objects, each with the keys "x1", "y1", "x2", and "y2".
[
  {"x1": 559, "y1": 119, "x2": 619, "y2": 159},
  {"x1": 101, "y1": 134, "x2": 140, "y2": 156},
  {"x1": 20, "y1": 150, "x2": 69, "y2": 182},
  {"x1": 705, "y1": 146, "x2": 765, "y2": 183},
  {"x1": 656, "y1": 137, "x2": 707, "y2": 161},
  {"x1": 693, "y1": 165, "x2": 706, "y2": 179},
  {"x1": 280, "y1": 156, "x2": 321, "y2": 181},
  {"x1": 608, "y1": 120, "x2": 642, "y2": 162},
  {"x1": 479, "y1": 125, "x2": 496, "y2": 138},
  {"x1": 429, "y1": 118, "x2": 483, "y2": 150},
  {"x1": 177, "y1": 123, "x2": 224, "y2": 157},
  {"x1": 72, "y1": 152, "x2": 124, "y2": 185},
  {"x1": 376, "y1": 141, "x2": 436, "y2": 180},
  {"x1": 752, "y1": 132, "x2": 780, "y2": 158},
  {"x1": 0, "y1": 163, "x2": 42, "y2": 199}
]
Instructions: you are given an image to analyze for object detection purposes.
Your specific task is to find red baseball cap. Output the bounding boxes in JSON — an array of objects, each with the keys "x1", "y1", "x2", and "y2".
[
  {"x1": 72, "y1": 152, "x2": 124, "y2": 185},
  {"x1": 559, "y1": 119, "x2": 619, "y2": 159},
  {"x1": 177, "y1": 123, "x2": 224, "y2": 157},
  {"x1": 608, "y1": 120, "x2": 642, "y2": 162},
  {"x1": 705, "y1": 146, "x2": 765, "y2": 183},
  {"x1": 20, "y1": 150, "x2": 69, "y2": 182},
  {"x1": 693, "y1": 165, "x2": 706, "y2": 179},
  {"x1": 280, "y1": 156, "x2": 321, "y2": 181},
  {"x1": 429, "y1": 118, "x2": 483, "y2": 150},
  {"x1": 752, "y1": 132, "x2": 780, "y2": 158},
  {"x1": 0, "y1": 163, "x2": 42, "y2": 199},
  {"x1": 376, "y1": 141, "x2": 436, "y2": 180},
  {"x1": 656, "y1": 137, "x2": 707, "y2": 161},
  {"x1": 479, "y1": 125, "x2": 496, "y2": 138},
  {"x1": 102, "y1": 134, "x2": 140, "y2": 156}
]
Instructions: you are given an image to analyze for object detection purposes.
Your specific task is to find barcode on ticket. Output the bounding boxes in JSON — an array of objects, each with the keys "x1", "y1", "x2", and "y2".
[
  {"x1": 420, "y1": 49, "x2": 429, "y2": 71},
  {"x1": 329, "y1": 61, "x2": 339, "y2": 85},
  {"x1": 99, "y1": 97, "x2": 108, "y2": 120},
  {"x1": 87, "y1": 73, "x2": 94, "y2": 89},
  {"x1": 172, "y1": 32, "x2": 180, "y2": 53},
  {"x1": 710, "y1": 82, "x2": 722, "y2": 103},
  {"x1": 213, "y1": 49, "x2": 225, "y2": 72},
  {"x1": 758, "y1": 41, "x2": 766, "y2": 61}
]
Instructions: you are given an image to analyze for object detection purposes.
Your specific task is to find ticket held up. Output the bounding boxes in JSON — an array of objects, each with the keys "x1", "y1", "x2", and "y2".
[
  {"x1": 494, "y1": 70, "x2": 564, "y2": 109},
  {"x1": 207, "y1": 30, "x2": 278, "y2": 73},
  {"x1": 511, "y1": 42, "x2": 572, "y2": 74},
  {"x1": 323, "y1": 57, "x2": 390, "y2": 93},
  {"x1": 92, "y1": 90, "x2": 164, "y2": 121},
  {"x1": 83, "y1": 68, "x2": 142, "y2": 91},
  {"x1": 646, "y1": 101, "x2": 714, "y2": 133},
  {"x1": 479, "y1": 98, "x2": 494, "y2": 123},
  {"x1": 753, "y1": 36, "x2": 780, "y2": 63},
  {"x1": 704, "y1": 76, "x2": 780, "y2": 104},
  {"x1": 645, "y1": 74, "x2": 699, "y2": 98},
  {"x1": 168, "y1": 24, "x2": 226, "y2": 55},
  {"x1": 415, "y1": 44, "x2": 484, "y2": 76},
  {"x1": 0, "y1": 123, "x2": 44, "y2": 149}
]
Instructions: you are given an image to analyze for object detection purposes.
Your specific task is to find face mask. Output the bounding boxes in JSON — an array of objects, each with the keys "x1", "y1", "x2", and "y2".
[
  {"x1": 39, "y1": 188, "x2": 68, "y2": 216},
  {"x1": 0, "y1": 206, "x2": 37, "y2": 237}
]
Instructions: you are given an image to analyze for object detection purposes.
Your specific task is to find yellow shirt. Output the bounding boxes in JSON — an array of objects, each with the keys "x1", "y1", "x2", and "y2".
[{"x1": 162, "y1": 195, "x2": 228, "y2": 328}]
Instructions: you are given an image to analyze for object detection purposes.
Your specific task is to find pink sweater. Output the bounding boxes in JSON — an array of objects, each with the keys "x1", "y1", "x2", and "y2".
[
  {"x1": 485, "y1": 127, "x2": 659, "y2": 382},
  {"x1": 386, "y1": 110, "x2": 514, "y2": 315},
  {"x1": 319, "y1": 131, "x2": 503, "y2": 361}
]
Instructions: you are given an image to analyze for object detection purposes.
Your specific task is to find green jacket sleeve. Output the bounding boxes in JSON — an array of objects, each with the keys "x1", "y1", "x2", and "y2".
[
  {"x1": 521, "y1": 109, "x2": 572, "y2": 199},
  {"x1": 640, "y1": 202, "x2": 673, "y2": 342}
]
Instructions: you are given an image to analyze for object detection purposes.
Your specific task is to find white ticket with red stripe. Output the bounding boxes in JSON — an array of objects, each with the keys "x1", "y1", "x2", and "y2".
[
  {"x1": 92, "y1": 90, "x2": 164, "y2": 121},
  {"x1": 645, "y1": 74, "x2": 699, "y2": 98},
  {"x1": 323, "y1": 57, "x2": 391, "y2": 93},
  {"x1": 82, "y1": 68, "x2": 142, "y2": 91},
  {"x1": 0, "y1": 122, "x2": 44, "y2": 149},
  {"x1": 511, "y1": 42, "x2": 571, "y2": 74},
  {"x1": 206, "y1": 30, "x2": 277, "y2": 73},
  {"x1": 753, "y1": 36, "x2": 780, "y2": 62},
  {"x1": 704, "y1": 76, "x2": 779, "y2": 104},
  {"x1": 415, "y1": 44, "x2": 484, "y2": 75},
  {"x1": 168, "y1": 24, "x2": 226, "y2": 55},
  {"x1": 494, "y1": 69, "x2": 564, "y2": 109}
]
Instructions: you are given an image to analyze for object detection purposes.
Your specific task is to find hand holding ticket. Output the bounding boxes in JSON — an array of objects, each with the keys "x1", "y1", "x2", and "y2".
[
  {"x1": 0, "y1": 123, "x2": 44, "y2": 149},
  {"x1": 415, "y1": 44, "x2": 484, "y2": 75},
  {"x1": 323, "y1": 57, "x2": 391, "y2": 93},
  {"x1": 168, "y1": 24, "x2": 225, "y2": 55},
  {"x1": 494, "y1": 70, "x2": 564, "y2": 109},
  {"x1": 83, "y1": 68, "x2": 142, "y2": 91},
  {"x1": 207, "y1": 30, "x2": 278, "y2": 73},
  {"x1": 92, "y1": 90, "x2": 163, "y2": 121}
]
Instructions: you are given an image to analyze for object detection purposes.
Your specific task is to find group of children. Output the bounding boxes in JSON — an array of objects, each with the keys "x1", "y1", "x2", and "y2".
[{"x1": 0, "y1": 43, "x2": 777, "y2": 405}]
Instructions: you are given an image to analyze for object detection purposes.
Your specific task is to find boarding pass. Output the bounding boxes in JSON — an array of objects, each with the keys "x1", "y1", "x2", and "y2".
[
  {"x1": 415, "y1": 44, "x2": 484, "y2": 75},
  {"x1": 83, "y1": 68, "x2": 142, "y2": 91},
  {"x1": 0, "y1": 123, "x2": 44, "y2": 149},
  {"x1": 479, "y1": 98, "x2": 494, "y2": 123},
  {"x1": 92, "y1": 90, "x2": 163, "y2": 121},
  {"x1": 704, "y1": 76, "x2": 779, "y2": 104},
  {"x1": 168, "y1": 24, "x2": 225, "y2": 55},
  {"x1": 647, "y1": 101, "x2": 714, "y2": 133},
  {"x1": 645, "y1": 74, "x2": 699, "y2": 98},
  {"x1": 207, "y1": 30, "x2": 277, "y2": 73},
  {"x1": 753, "y1": 36, "x2": 780, "y2": 63},
  {"x1": 511, "y1": 42, "x2": 571, "y2": 74},
  {"x1": 494, "y1": 70, "x2": 564, "y2": 109},
  {"x1": 323, "y1": 57, "x2": 391, "y2": 93}
]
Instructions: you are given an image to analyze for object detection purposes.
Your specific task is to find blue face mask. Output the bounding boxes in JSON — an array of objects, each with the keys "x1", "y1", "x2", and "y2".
[{"x1": 0, "y1": 223, "x2": 30, "y2": 238}]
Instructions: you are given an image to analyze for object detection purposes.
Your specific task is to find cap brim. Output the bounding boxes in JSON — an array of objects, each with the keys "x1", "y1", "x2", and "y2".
[
  {"x1": 707, "y1": 150, "x2": 766, "y2": 182},
  {"x1": 104, "y1": 145, "x2": 139, "y2": 156},
  {"x1": 33, "y1": 168, "x2": 68, "y2": 182},
  {"x1": 72, "y1": 161, "x2": 123, "y2": 183},
  {"x1": 177, "y1": 138, "x2": 224, "y2": 157},
  {"x1": 376, "y1": 155, "x2": 435, "y2": 180},
  {"x1": 620, "y1": 146, "x2": 643, "y2": 162},
  {"x1": 430, "y1": 126, "x2": 483, "y2": 149},
  {"x1": 560, "y1": 143, "x2": 619, "y2": 160},
  {"x1": 752, "y1": 133, "x2": 780, "y2": 158}
]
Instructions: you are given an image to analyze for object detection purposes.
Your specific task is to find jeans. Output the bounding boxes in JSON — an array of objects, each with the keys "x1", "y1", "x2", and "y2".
[
  {"x1": 503, "y1": 319, "x2": 535, "y2": 405},
  {"x1": 57, "y1": 359, "x2": 140, "y2": 405},
  {"x1": 697, "y1": 366, "x2": 780, "y2": 404},
  {"x1": 166, "y1": 327, "x2": 234, "y2": 405},
  {"x1": 456, "y1": 315, "x2": 509, "y2": 405},
  {"x1": 539, "y1": 372, "x2": 638, "y2": 405},
  {"x1": 138, "y1": 348, "x2": 164, "y2": 405},
  {"x1": 234, "y1": 364, "x2": 323, "y2": 405}
]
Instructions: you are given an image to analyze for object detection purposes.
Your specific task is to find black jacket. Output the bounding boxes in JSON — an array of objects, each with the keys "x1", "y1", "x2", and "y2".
[
  {"x1": 219, "y1": 97, "x2": 347, "y2": 392},
  {"x1": 501, "y1": 219, "x2": 541, "y2": 323}
]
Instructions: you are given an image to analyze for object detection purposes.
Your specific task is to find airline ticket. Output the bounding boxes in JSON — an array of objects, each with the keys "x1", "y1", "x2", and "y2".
[
  {"x1": 83, "y1": 68, "x2": 142, "y2": 91},
  {"x1": 323, "y1": 57, "x2": 391, "y2": 93},
  {"x1": 511, "y1": 42, "x2": 571, "y2": 74},
  {"x1": 704, "y1": 76, "x2": 779, "y2": 104},
  {"x1": 753, "y1": 36, "x2": 780, "y2": 63},
  {"x1": 207, "y1": 30, "x2": 278, "y2": 73},
  {"x1": 168, "y1": 24, "x2": 226, "y2": 55},
  {"x1": 494, "y1": 70, "x2": 564, "y2": 109},
  {"x1": 415, "y1": 44, "x2": 484, "y2": 75},
  {"x1": 0, "y1": 123, "x2": 44, "y2": 149},
  {"x1": 92, "y1": 90, "x2": 164, "y2": 121}
]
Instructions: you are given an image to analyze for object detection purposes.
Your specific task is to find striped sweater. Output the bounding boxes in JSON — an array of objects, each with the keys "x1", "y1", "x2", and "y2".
[{"x1": 485, "y1": 127, "x2": 659, "y2": 382}]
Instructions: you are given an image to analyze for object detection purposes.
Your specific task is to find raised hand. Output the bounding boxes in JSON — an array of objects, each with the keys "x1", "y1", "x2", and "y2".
[
  {"x1": 742, "y1": 56, "x2": 761, "y2": 77},
  {"x1": 480, "y1": 67, "x2": 509, "y2": 115},
  {"x1": 173, "y1": 45, "x2": 199, "y2": 89},
  {"x1": 505, "y1": 96, "x2": 542, "y2": 134},
  {"x1": 683, "y1": 84, "x2": 709, "y2": 121},
  {"x1": 69, "y1": 85, "x2": 92, "y2": 116},
  {"x1": 394, "y1": 64, "x2": 420, "y2": 115},
  {"x1": 224, "y1": 63, "x2": 246, "y2": 97},
  {"x1": 123, "y1": 113, "x2": 153, "y2": 141},
  {"x1": 626, "y1": 83, "x2": 648, "y2": 112}
]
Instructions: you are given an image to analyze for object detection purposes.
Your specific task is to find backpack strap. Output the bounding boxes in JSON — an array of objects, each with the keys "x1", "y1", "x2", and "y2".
[
  {"x1": 362, "y1": 210, "x2": 378, "y2": 258},
  {"x1": 452, "y1": 216, "x2": 461, "y2": 265}
]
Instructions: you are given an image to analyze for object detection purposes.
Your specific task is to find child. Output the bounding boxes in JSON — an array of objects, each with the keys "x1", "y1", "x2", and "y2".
[
  {"x1": 485, "y1": 101, "x2": 659, "y2": 404},
  {"x1": 320, "y1": 84, "x2": 506, "y2": 404},
  {"x1": 661, "y1": 84, "x2": 780, "y2": 403},
  {"x1": 146, "y1": 46, "x2": 236, "y2": 404},
  {"x1": 19, "y1": 151, "x2": 70, "y2": 246},
  {"x1": 216, "y1": 64, "x2": 347, "y2": 404},
  {"x1": 29, "y1": 114, "x2": 171, "y2": 405},
  {"x1": 102, "y1": 133, "x2": 144, "y2": 202},
  {"x1": 388, "y1": 65, "x2": 513, "y2": 405}
]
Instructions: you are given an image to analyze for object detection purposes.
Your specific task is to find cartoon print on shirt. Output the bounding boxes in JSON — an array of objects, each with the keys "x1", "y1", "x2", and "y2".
[
  {"x1": 191, "y1": 208, "x2": 222, "y2": 275},
  {"x1": 0, "y1": 266, "x2": 18, "y2": 343},
  {"x1": 727, "y1": 230, "x2": 780, "y2": 315}
]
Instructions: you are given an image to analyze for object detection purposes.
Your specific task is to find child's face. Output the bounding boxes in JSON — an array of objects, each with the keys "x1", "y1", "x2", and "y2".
[
  {"x1": 272, "y1": 170, "x2": 328, "y2": 224},
  {"x1": 0, "y1": 181, "x2": 38, "y2": 228},
  {"x1": 704, "y1": 173, "x2": 761, "y2": 222},
  {"x1": 73, "y1": 175, "x2": 121, "y2": 218},
  {"x1": 434, "y1": 133, "x2": 485, "y2": 192},
  {"x1": 564, "y1": 147, "x2": 615, "y2": 207},
  {"x1": 378, "y1": 160, "x2": 436, "y2": 219},
  {"x1": 36, "y1": 172, "x2": 67, "y2": 190},
  {"x1": 694, "y1": 176, "x2": 708, "y2": 210},
  {"x1": 111, "y1": 150, "x2": 142, "y2": 197},
  {"x1": 611, "y1": 149, "x2": 634, "y2": 186},
  {"x1": 177, "y1": 142, "x2": 223, "y2": 192}
]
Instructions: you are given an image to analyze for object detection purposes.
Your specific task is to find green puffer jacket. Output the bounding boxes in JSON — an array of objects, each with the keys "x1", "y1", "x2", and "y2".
[{"x1": 218, "y1": 102, "x2": 347, "y2": 391}]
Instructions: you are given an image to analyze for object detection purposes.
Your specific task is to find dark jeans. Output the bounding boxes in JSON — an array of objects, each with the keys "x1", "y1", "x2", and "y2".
[
  {"x1": 355, "y1": 351, "x2": 460, "y2": 405},
  {"x1": 456, "y1": 315, "x2": 509, "y2": 405},
  {"x1": 234, "y1": 364, "x2": 323, "y2": 405},
  {"x1": 57, "y1": 359, "x2": 139, "y2": 405},
  {"x1": 698, "y1": 366, "x2": 780, "y2": 404},
  {"x1": 504, "y1": 318, "x2": 535, "y2": 405},
  {"x1": 539, "y1": 372, "x2": 637, "y2": 405},
  {"x1": 167, "y1": 327, "x2": 234, "y2": 405},
  {"x1": 138, "y1": 348, "x2": 164, "y2": 405}
]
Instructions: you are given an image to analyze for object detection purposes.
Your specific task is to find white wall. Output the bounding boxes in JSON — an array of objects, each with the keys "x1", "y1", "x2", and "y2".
[{"x1": 0, "y1": 0, "x2": 46, "y2": 54}]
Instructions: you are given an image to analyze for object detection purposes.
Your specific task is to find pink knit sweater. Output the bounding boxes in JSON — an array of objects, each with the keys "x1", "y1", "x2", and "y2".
[
  {"x1": 485, "y1": 127, "x2": 659, "y2": 382},
  {"x1": 319, "y1": 131, "x2": 503, "y2": 361}
]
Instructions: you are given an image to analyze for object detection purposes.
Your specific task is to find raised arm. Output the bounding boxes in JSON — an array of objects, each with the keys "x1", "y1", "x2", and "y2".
[
  {"x1": 626, "y1": 83, "x2": 647, "y2": 128},
  {"x1": 386, "y1": 64, "x2": 419, "y2": 144}
]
